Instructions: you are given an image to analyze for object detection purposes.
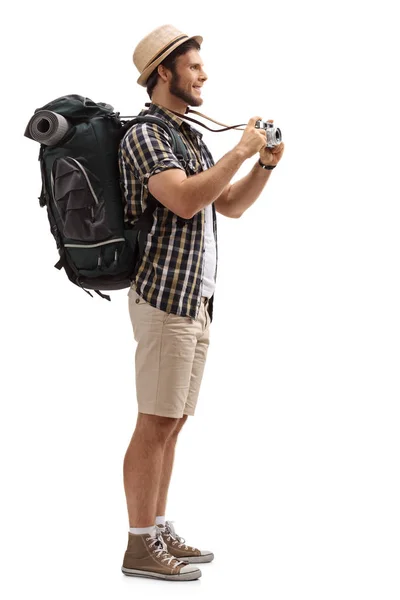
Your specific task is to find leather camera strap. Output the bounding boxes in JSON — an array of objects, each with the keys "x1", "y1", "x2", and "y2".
[{"x1": 144, "y1": 103, "x2": 247, "y2": 132}]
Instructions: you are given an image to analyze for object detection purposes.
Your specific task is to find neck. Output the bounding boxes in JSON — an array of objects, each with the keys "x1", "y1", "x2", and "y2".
[{"x1": 150, "y1": 92, "x2": 188, "y2": 116}]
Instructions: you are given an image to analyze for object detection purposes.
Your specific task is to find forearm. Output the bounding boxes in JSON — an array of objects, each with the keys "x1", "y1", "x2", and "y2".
[
  {"x1": 180, "y1": 145, "x2": 247, "y2": 218},
  {"x1": 226, "y1": 161, "x2": 272, "y2": 217}
]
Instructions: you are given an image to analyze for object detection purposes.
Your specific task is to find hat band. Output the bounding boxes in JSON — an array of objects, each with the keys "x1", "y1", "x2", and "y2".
[{"x1": 143, "y1": 34, "x2": 188, "y2": 72}]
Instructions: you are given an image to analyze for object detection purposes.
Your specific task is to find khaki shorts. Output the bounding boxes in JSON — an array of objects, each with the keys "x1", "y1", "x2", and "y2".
[{"x1": 127, "y1": 286, "x2": 211, "y2": 418}]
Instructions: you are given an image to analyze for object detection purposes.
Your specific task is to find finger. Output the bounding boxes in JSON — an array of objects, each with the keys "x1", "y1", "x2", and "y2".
[
  {"x1": 248, "y1": 116, "x2": 263, "y2": 127},
  {"x1": 271, "y1": 142, "x2": 284, "y2": 153}
]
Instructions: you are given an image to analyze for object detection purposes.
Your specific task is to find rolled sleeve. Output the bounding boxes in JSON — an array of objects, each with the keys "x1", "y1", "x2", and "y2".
[{"x1": 121, "y1": 122, "x2": 185, "y2": 189}]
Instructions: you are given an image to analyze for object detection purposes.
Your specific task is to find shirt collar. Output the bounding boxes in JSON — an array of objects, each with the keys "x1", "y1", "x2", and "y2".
[{"x1": 143, "y1": 102, "x2": 203, "y2": 140}]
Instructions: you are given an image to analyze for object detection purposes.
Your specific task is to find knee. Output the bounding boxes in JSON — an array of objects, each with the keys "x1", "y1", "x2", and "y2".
[
  {"x1": 136, "y1": 414, "x2": 181, "y2": 444},
  {"x1": 167, "y1": 414, "x2": 189, "y2": 441}
]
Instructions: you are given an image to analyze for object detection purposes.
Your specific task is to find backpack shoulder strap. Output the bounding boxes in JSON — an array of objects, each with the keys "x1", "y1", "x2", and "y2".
[
  {"x1": 164, "y1": 126, "x2": 189, "y2": 166},
  {"x1": 121, "y1": 115, "x2": 191, "y2": 238},
  {"x1": 122, "y1": 115, "x2": 190, "y2": 167}
]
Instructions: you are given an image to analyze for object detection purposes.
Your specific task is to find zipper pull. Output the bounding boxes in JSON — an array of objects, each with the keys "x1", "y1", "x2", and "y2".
[{"x1": 110, "y1": 249, "x2": 118, "y2": 269}]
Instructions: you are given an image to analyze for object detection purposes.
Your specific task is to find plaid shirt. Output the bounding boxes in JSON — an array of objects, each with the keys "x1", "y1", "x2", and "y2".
[{"x1": 118, "y1": 102, "x2": 217, "y2": 322}]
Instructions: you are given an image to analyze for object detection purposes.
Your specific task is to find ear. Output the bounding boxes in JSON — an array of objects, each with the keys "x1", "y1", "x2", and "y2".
[{"x1": 157, "y1": 64, "x2": 169, "y2": 83}]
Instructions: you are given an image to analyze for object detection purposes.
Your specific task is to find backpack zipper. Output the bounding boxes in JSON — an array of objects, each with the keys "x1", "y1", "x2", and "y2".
[
  {"x1": 64, "y1": 238, "x2": 125, "y2": 248},
  {"x1": 50, "y1": 157, "x2": 100, "y2": 208},
  {"x1": 68, "y1": 157, "x2": 100, "y2": 205}
]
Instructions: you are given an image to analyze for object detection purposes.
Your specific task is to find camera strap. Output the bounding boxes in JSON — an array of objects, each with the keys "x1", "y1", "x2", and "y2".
[{"x1": 144, "y1": 103, "x2": 247, "y2": 133}]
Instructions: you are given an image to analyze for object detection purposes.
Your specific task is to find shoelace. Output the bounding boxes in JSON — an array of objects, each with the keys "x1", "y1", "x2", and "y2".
[
  {"x1": 160, "y1": 520, "x2": 197, "y2": 551},
  {"x1": 146, "y1": 529, "x2": 186, "y2": 567}
]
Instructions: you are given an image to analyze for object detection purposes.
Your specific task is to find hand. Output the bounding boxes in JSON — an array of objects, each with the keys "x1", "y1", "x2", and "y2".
[
  {"x1": 259, "y1": 119, "x2": 285, "y2": 167},
  {"x1": 237, "y1": 116, "x2": 268, "y2": 159}
]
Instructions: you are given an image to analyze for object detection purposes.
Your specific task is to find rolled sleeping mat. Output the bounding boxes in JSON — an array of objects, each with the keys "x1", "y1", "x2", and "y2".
[{"x1": 24, "y1": 110, "x2": 71, "y2": 146}]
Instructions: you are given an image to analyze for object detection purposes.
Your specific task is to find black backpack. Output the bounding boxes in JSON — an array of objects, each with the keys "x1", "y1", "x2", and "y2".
[{"x1": 24, "y1": 94, "x2": 190, "y2": 300}]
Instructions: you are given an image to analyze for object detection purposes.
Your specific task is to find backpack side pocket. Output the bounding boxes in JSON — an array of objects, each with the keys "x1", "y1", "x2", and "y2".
[{"x1": 51, "y1": 156, "x2": 113, "y2": 242}]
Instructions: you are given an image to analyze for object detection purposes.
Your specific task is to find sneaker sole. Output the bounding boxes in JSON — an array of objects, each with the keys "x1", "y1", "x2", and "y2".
[
  {"x1": 179, "y1": 553, "x2": 214, "y2": 563},
  {"x1": 121, "y1": 566, "x2": 201, "y2": 581}
]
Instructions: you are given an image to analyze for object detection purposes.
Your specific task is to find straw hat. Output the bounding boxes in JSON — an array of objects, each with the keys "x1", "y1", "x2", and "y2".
[{"x1": 133, "y1": 24, "x2": 203, "y2": 87}]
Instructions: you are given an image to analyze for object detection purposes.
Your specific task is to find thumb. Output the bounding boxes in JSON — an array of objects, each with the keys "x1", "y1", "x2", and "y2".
[{"x1": 248, "y1": 115, "x2": 263, "y2": 127}]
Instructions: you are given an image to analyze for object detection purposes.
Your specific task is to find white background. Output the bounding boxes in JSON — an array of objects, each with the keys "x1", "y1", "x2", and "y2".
[{"x1": 2, "y1": 0, "x2": 400, "y2": 598}]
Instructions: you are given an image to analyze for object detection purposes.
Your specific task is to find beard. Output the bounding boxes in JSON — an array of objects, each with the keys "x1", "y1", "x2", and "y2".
[{"x1": 169, "y1": 71, "x2": 203, "y2": 107}]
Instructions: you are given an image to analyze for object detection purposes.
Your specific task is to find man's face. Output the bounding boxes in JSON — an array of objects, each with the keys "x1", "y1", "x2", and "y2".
[{"x1": 169, "y1": 49, "x2": 208, "y2": 107}]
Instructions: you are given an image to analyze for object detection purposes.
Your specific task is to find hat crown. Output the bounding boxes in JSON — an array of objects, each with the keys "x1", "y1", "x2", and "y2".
[
  {"x1": 132, "y1": 24, "x2": 203, "y2": 87},
  {"x1": 133, "y1": 25, "x2": 188, "y2": 73}
]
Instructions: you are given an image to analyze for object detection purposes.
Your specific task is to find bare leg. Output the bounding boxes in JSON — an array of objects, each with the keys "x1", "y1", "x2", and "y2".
[
  {"x1": 156, "y1": 415, "x2": 189, "y2": 517},
  {"x1": 123, "y1": 413, "x2": 180, "y2": 528}
]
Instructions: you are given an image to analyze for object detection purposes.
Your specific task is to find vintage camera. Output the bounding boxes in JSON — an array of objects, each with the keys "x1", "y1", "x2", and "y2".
[{"x1": 255, "y1": 120, "x2": 282, "y2": 148}]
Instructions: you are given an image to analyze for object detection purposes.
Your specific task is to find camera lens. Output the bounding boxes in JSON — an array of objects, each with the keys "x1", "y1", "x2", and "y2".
[{"x1": 275, "y1": 128, "x2": 282, "y2": 143}]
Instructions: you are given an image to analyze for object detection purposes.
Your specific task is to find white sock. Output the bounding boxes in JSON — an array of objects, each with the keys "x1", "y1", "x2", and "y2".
[
  {"x1": 129, "y1": 525, "x2": 156, "y2": 536},
  {"x1": 155, "y1": 515, "x2": 166, "y2": 526}
]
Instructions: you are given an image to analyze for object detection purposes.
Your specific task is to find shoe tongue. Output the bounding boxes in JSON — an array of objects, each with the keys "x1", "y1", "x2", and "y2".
[{"x1": 153, "y1": 531, "x2": 168, "y2": 551}]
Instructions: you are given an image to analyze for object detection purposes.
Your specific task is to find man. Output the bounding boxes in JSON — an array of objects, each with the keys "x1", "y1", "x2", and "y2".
[{"x1": 118, "y1": 24, "x2": 284, "y2": 581}]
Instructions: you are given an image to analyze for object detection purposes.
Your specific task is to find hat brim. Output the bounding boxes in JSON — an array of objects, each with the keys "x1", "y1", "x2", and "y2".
[{"x1": 136, "y1": 35, "x2": 203, "y2": 87}]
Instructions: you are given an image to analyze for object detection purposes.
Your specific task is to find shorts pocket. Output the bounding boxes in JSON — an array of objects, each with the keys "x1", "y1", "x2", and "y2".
[{"x1": 128, "y1": 288, "x2": 148, "y2": 305}]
